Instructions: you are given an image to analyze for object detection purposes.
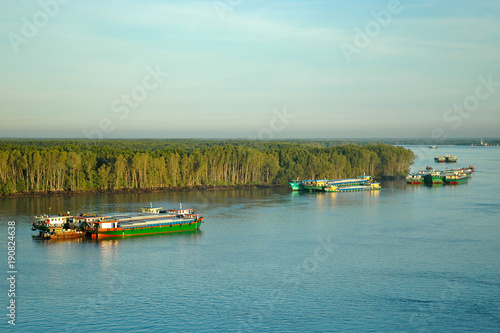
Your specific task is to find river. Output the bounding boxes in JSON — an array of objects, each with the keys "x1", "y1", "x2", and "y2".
[{"x1": 1, "y1": 145, "x2": 499, "y2": 332}]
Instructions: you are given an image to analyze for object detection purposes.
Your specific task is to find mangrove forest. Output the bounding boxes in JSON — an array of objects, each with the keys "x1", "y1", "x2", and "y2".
[{"x1": 0, "y1": 139, "x2": 414, "y2": 196}]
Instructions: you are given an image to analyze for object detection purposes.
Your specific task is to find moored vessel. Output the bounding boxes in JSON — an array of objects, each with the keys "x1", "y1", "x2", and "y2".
[
  {"x1": 434, "y1": 155, "x2": 458, "y2": 163},
  {"x1": 442, "y1": 173, "x2": 469, "y2": 185},
  {"x1": 84, "y1": 205, "x2": 204, "y2": 239},
  {"x1": 327, "y1": 175, "x2": 373, "y2": 187},
  {"x1": 324, "y1": 183, "x2": 381, "y2": 192},
  {"x1": 31, "y1": 213, "x2": 87, "y2": 240},
  {"x1": 424, "y1": 171, "x2": 444, "y2": 185},
  {"x1": 449, "y1": 165, "x2": 474, "y2": 174},
  {"x1": 32, "y1": 229, "x2": 86, "y2": 240},
  {"x1": 445, "y1": 155, "x2": 457, "y2": 163},
  {"x1": 406, "y1": 173, "x2": 425, "y2": 184},
  {"x1": 289, "y1": 175, "x2": 373, "y2": 191},
  {"x1": 32, "y1": 204, "x2": 204, "y2": 240},
  {"x1": 289, "y1": 181, "x2": 305, "y2": 191},
  {"x1": 302, "y1": 179, "x2": 329, "y2": 191}
]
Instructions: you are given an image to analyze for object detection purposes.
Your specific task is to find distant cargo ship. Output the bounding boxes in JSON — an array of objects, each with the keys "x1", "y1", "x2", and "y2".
[
  {"x1": 445, "y1": 155, "x2": 457, "y2": 163},
  {"x1": 434, "y1": 155, "x2": 457, "y2": 163}
]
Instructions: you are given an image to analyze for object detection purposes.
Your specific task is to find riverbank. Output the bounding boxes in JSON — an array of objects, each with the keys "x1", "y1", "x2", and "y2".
[
  {"x1": 0, "y1": 183, "x2": 289, "y2": 198},
  {"x1": 0, "y1": 175, "x2": 407, "y2": 198}
]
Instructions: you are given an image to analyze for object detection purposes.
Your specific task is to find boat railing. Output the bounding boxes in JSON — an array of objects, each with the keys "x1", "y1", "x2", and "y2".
[{"x1": 184, "y1": 214, "x2": 201, "y2": 218}]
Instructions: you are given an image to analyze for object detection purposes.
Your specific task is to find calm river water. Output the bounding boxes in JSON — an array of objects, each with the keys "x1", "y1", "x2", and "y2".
[{"x1": 1, "y1": 145, "x2": 499, "y2": 332}]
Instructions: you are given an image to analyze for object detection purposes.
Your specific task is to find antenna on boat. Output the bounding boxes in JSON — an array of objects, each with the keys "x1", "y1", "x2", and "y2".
[
  {"x1": 179, "y1": 203, "x2": 182, "y2": 210},
  {"x1": 150, "y1": 202, "x2": 153, "y2": 208}
]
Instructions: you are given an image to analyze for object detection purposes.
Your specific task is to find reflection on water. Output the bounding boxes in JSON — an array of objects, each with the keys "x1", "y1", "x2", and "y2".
[
  {"x1": 31, "y1": 229, "x2": 204, "y2": 246},
  {"x1": 0, "y1": 187, "x2": 289, "y2": 218},
  {"x1": 94, "y1": 229, "x2": 204, "y2": 243},
  {"x1": 32, "y1": 236, "x2": 87, "y2": 246}
]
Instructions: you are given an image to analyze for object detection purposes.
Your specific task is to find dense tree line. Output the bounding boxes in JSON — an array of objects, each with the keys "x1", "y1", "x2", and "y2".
[
  {"x1": 0, "y1": 140, "x2": 414, "y2": 195},
  {"x1": 1, "y1": 138, "x2": 497, "y2": 150}
]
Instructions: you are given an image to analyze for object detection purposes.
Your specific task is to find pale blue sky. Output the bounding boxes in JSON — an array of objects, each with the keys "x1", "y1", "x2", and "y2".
[{"x1": 1, "y1": 0, "x2": 499, "y2": 138}]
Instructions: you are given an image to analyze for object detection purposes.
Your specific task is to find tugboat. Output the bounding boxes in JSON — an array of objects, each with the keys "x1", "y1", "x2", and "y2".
[{"x1": 32, "y1": 213, "x2": 86, "y2": 240}]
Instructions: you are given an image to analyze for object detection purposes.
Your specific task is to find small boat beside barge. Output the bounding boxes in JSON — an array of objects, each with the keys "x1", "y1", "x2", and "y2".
[{"x1": 31, "y1": 213, "x2": 86, "y2": 240}]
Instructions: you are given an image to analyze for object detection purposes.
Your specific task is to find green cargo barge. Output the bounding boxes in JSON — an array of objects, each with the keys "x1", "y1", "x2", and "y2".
[
  {"x1": 84, "y1": 206, "x2": 204, "y2": 239},
  {"x1": 424, "y1": 172, "x2": 444, "y2": 185}
]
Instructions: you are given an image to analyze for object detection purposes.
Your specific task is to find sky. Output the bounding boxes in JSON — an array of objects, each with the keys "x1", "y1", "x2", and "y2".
[{"x1": 0, "y1": 0, "x2": 499, "y2": 139}]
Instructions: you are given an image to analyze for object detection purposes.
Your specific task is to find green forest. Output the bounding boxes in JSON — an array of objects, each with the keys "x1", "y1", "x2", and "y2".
[{"x1": 0, "y1": 140, "x2": 414, "y2": 195}]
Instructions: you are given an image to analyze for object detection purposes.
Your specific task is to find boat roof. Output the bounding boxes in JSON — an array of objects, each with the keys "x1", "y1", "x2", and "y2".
[
  {"x1": 36, "y1": 214, "x2": 73, "y2": 219},
  {"x1": 94, "y1": 214, "x2": 201, "y2": 225}
]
